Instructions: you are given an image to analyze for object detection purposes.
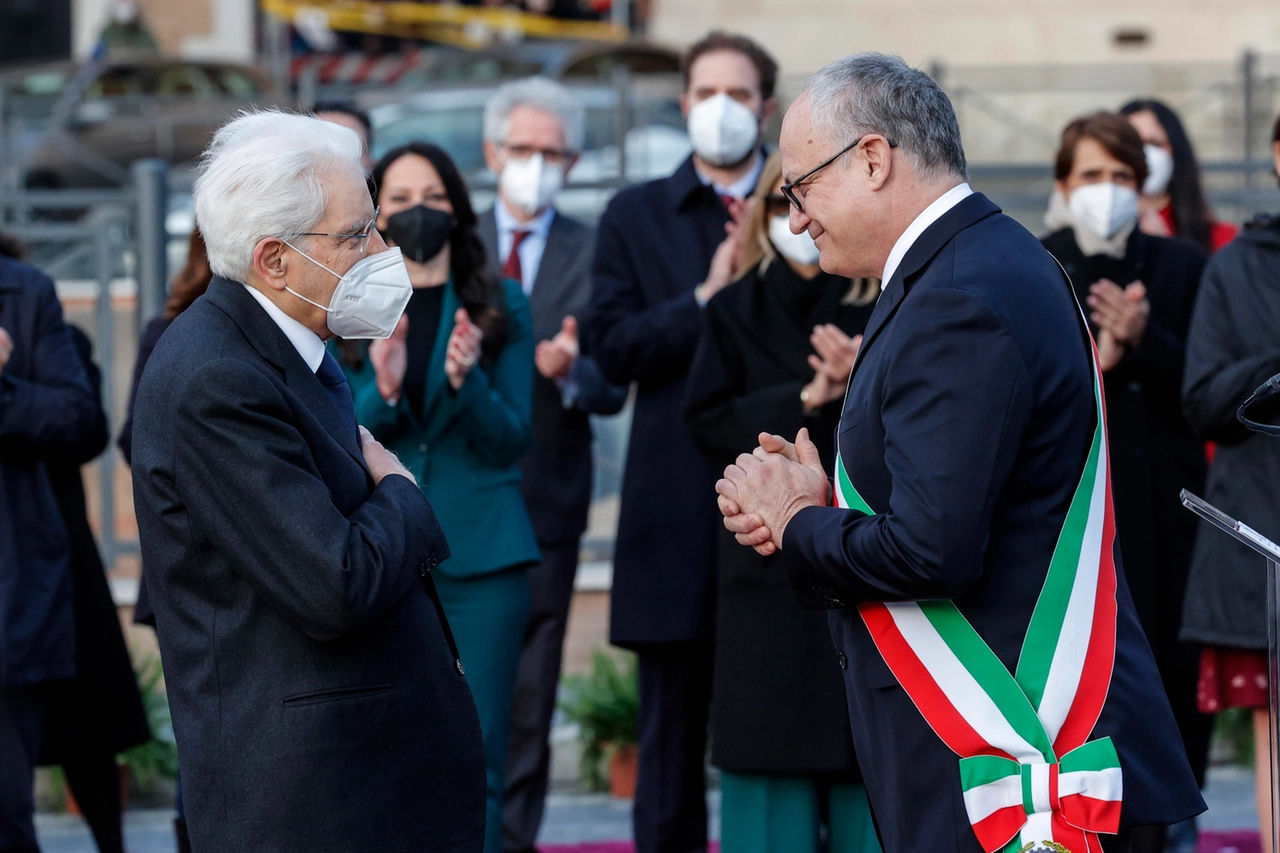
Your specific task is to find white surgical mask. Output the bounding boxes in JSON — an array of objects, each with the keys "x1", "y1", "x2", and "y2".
[
  {"x1": 282, "y1": 244, "x2": 412, "y2": 339},
  {"x1": 768, "y1": 214, "x2": 821, "y2": 266},
  {"x1": 1142, "y1": 144, "x2": 1175, "y2": 196},
  {"x1": 1068, "y1": 182, "x2": 1139, "y2": 240},
  {"x1": 500, "y1": 153, "x2": 564, "y2": 216},
  {"x1": 687, "y1": 93, "x2": 760, "y2": 167}
]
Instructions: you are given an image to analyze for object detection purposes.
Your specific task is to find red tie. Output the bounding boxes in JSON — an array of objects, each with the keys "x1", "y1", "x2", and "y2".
[
  {"x1": 720, "y1": 194, "x2": 737, "y2": 211},
  {"x1": 503, "y1": 230, "x2": 531, "y2": 284}
]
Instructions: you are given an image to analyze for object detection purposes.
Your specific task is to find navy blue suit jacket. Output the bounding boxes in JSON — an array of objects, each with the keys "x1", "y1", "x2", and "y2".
[
  {"x1": 131, "y1": 278, "x2": 485, "y2": 852},
  {"x1": 782, "y1": 194, "x2": 1204, "y2": 852},
  {"x1": 587, "y1": 154, "x2": 739, "y2": 645}
]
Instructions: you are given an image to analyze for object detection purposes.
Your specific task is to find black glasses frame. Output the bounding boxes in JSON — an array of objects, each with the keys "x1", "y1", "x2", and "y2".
[
  {"x1": 297, "y1": 206, "x2": 381, "y2": 255},
  {"x1": 780, "y1": 136, "x2": 898, "y2": 213}
]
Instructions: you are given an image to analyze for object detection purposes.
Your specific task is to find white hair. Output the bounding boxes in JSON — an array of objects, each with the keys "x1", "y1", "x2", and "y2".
[
  {"x1": 483, "y1": 77, "x2": 586, "y2": 153},
  {"x1": 193, "y1": 110, "x2": 365, "y2": 283}
]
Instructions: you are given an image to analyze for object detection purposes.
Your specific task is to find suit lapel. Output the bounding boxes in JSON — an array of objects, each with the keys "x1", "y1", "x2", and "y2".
[
  {"x1": 204, "y1": 278, "x2": 370, "y2": 477},
  {"x1": 420, "y1": 281, "x2": 458, "y2": 420},
  {"x1": 477, "y1": 208, "x2": 499, "y2": 273}
]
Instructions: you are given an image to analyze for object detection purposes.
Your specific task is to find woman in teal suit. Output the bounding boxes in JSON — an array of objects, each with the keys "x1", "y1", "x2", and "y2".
[{"x1": 345, "y1": 142, "x2": 538, "y2": 853}]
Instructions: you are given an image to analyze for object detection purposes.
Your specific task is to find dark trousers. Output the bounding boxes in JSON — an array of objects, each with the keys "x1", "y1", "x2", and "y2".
[
  {"x1": 0, "y1": 685, "x2": 46, "y2": 853},
  {"x1": 502, "y1": 540, "x2": 580, "y2": 853},
  {"x1": 634, "y1": 641, "x2": 714, "y2": 853}
]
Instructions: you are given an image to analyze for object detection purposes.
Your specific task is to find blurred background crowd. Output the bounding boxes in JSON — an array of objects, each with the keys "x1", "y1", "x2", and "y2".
[{"x1": 3, "y1": 1, "x2": 1280, "y2": 853}]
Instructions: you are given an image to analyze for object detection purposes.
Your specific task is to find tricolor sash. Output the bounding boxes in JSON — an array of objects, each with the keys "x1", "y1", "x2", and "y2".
[{"x1": 834, "y1": 322, "x2": 1121, "y2": 853}]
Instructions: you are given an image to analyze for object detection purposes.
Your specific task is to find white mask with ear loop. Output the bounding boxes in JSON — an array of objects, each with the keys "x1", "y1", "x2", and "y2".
[
  {"x1": 282, "y1": 243, "x2": 413, "y2": 339},
  {"x1": 768, "y1": 215, "x2": 821, "y2": 266},
  {"x1": 1142, "y1": 144, "x2": 1175, "y2": 196},
  {"x1": 1067, "y1": 182, "x2": 1140, "y2": 240},
  {"x1": 687, "y1": 93, "x2": 761, "y2": 167},
  {"x1": 500, "y1": 152, "x2": 564, "y2": 216}
]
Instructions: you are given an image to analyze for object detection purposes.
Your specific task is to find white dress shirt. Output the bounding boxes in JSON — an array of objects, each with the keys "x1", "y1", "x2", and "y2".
[
  {"x1": 880, "y1": 182, "x2": 973, "y2": 289},
  {"x1": 243, "y1": 284, "x2": 326, "y2": 372},
  {"x1": 696, "y1": 150, "x2": 766, "y2": 200},
  {"x1": 496, "y1": 201, "x2": 557, "y2": 295}
]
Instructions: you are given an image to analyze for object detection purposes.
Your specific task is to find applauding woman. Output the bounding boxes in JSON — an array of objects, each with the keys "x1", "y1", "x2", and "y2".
[
  {"x1": 683, "y1": 152, "x2": 880, "y2": 853},
  {"x1": 349, "y1": 142, "x2": 538, "y2": 853}
]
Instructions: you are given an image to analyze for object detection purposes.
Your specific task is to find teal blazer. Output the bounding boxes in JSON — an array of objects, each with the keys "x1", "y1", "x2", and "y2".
[{"x1": 348, "y1": 278, "x2": 540, "y2": 579}]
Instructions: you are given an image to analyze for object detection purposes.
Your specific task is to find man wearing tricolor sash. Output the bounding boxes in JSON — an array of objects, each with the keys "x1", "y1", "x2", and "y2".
[{"x1": 716, "y1": 54, "x2": 1204, "y2": 853}]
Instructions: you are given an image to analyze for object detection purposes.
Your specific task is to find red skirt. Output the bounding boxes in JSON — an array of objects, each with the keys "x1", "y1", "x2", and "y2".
[{"x1": 1197, "y1": 646, "x2": 1270, "y2": 712}]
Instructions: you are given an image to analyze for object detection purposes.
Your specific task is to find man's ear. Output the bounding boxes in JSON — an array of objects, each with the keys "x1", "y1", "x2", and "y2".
[
  {"x1": 253, "y1": 237, "x2": 290, "y2": 292},
  {"x1": 679, "y1": 92, "x2": 691, "y2": 120},
  {"x1": 863, "y1": 136, "x2": 895, "y2": 190},
  {"x1": 760, "y1": 97, "x2": 778, "y2": 128},
  {"x1": 482, "y1": 140, "x2": 503, "y2": 176}
]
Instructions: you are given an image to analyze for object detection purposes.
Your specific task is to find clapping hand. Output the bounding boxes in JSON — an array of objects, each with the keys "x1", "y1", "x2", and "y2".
[
  {"x1": 802, "y1": 327, "x2": 861, "y2": 412},
  {"x1": 369, "y1": 315, "x2": 409, "y2": 403},
  {"x1": 716, "y1": 429, "x2": 830, "y2": 557},
  {"x1": 1088, "y1": 279, "x2": 1149, "y2": 346},
  {"x1": 0, "y1": 328, "x2": 11, "y2": 372},
  {"x1": 696, "y1": 197, "x2": 754, "y2": 305},
  {"x1": 444, "y1": 308, "x2": 483, "y2": 390},
  {"x1": 535, "y1": 316, "x2": 579, "y2": 380}
]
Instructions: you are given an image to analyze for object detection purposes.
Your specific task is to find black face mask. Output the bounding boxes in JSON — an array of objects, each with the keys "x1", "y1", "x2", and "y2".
[{"x1": 382, "y1": 204, "x2": 454, "y2": 264}]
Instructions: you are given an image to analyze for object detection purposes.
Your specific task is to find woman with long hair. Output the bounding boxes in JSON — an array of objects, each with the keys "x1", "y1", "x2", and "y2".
[
  {"x1": 348, "y1": 142, "x2": 537, "y2": 853},
  {"x1": 682, "y1": 152, "x2": 880, "y2": 853},
  {"x1": 1120, "y1": 98, "x2": 1238, "y2": 253}
]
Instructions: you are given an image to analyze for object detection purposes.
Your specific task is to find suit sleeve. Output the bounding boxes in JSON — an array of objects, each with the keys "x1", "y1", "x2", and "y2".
[
  {"x1": 1182, "y1": 249, "x2": 1280, "y2": 444},
  {"x1": 781, "y1": 287, "x2": 1034, "y2": 605},
  {"x1": 118, "y1": 317, "x2": 169, "y2": 466},
  {"x1": 441, "y1": 280, "x2": 534, "y2": 468},
  {"x1": 0, "y1": 272, "x2": 100, "y2": 454},
  {"x1": 174, "y1": 358, "x2": 445, "y2": 643},
  {"x1": 568, "y1": 354, "x2": 628, "y2": 415},
  {"x1": 586, "y1": 198, "x2": 705, "y2": 386},
  {"x1": 65, "y1": 326, "x2": 110, "y2": 466},
  {"x1": 683, "y1": 297, "x2": 806, "y2": 465}
]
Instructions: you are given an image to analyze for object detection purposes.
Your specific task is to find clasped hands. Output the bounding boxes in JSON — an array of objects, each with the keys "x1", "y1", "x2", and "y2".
[
  {"x1": 716, "y1": 428, "x2": 830, "y2": 557},
  {"x1": 1087, "y1": 279, "x2": 1149, "y2": 372}
]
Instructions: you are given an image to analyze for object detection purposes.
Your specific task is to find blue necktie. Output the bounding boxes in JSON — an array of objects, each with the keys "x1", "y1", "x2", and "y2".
[{"x1": 315, "y1": 351, "x2": 359, "y2": 446}]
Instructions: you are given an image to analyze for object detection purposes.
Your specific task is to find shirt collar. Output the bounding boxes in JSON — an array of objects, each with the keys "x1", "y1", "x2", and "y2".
[
  {"x1": 880, "y1": 182, "x2": 973, "y2": 289},
  {"x1": 695, "y1": 150, "x2": 765, "y2": 200},
  {"x1": 242, "y1": 284, "x2": 327, "y2": 372},
  {"x1": 495, "y1": 199, "x2": 556, "y2": 239}
]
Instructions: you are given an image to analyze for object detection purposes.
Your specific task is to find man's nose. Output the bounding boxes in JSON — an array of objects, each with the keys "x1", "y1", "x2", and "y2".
[{"x1": 789, "y1": 206, "x2": 813, "y2": 235}]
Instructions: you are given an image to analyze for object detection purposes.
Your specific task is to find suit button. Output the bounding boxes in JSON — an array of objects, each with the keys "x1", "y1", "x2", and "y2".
[
  {"x1": 418, "y1": 562, "x2": 428, "y2": 578},
  {"x1": 429, "y1": 554, "x2": 438, "y2": 568},
  {"x1": 455, "y1": 659, "x2": 465, "y2": 676},
  {"x1": 838, "y1": 652, "x2": 848, "y2": 670}
]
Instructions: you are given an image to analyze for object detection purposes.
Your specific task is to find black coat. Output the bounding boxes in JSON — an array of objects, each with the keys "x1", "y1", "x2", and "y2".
[
  {"x1": 683, "y1": 260, "x2": 875, "y2": 773},
  {"x1": 587, "y1": 154, "x2": 749, "y2": 646},
  {"x1": 0, "y1": 256, "x2": 99, "y2": 688},
  {"x1": 477, "y1": 207, "x2": 628, "y2": 547},
  {"x1": 40, "y1": 326, "x2": 150, "y2": 764},
  {"x1": 131, "y1": 278, "x2": 486, "y2": 853},
  {"x1": 1041, "y1": 228, "x2": 1208, "y2": 670},
  {"x1": 782, "y1": 195, "x2": 1204, "y2": 851},
  {"x1": 1181, "y1": 215, "x2": 1280, "y2": 649}
]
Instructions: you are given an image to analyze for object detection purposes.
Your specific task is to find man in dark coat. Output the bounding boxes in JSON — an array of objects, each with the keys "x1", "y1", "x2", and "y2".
[
  {"x1": 476, "y1": 76, "x2": 627, "y2": 853},
  {"x1": 719, "y1": 54, "x2": 1204, "y2": 853},
  {"x1": 0, "y1": 252, "x2": 100, "y2": 852},
  {"x1": 585, "y1": 32, "x2": 778, "y2": 853},
  {"x1": 130, "y1": 111, "x2": 486, "y2": 853}
]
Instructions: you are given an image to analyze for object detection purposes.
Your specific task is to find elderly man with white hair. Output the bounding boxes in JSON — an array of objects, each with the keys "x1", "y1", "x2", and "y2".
[
  {"x1": 475, "y1": 77, "x2": 627, "y2": 853},
  {"x1": 130, "y1": 111, "x2": 485, "y2": 853},
  {"x1": 717, "y1": 54, "x2": 1204, "y2": 853}
]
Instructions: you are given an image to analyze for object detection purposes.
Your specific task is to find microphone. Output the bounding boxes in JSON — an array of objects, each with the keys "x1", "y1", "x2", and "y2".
[{"x1": 1237, "y1": 373, "x2": 1280, "y2": 436}]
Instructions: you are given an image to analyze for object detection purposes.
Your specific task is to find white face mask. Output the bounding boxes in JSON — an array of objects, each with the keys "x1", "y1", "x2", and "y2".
[
  {"x1": 499, "y1": 152, "x2": 564, "y2": 216},
  {"x1": 1143, "y1": 144, "x2": 1175, "y2": 196},
  {"x1": 282, "y1": 244, "x2": 413, "y2": 339},
  {"x1": 1068, "y1": 182, "x2": 1139, "y2": 240},
  {"x1": 687, "y1": 93, "x2": 760, "y2": 167},
  {"x1": 768, "y1": 214, "x2": 821, "y2": 266}
]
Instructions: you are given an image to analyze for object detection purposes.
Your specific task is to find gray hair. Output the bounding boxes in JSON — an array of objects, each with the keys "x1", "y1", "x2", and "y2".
[
  {"x1": 802, "y1": 53, "x2": 967, "y2": 182},
  {"x1": 193, "y1": 110, "x2": 364, "y2": 283},
  {"x1": 483, "y1": 77, "x2": 586, "y2": 153}
]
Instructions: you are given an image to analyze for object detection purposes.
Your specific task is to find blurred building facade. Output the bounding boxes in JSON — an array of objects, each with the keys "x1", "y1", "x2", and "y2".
[{"x1": 71, "y1": 0, "x2": 255, "y2": 62}]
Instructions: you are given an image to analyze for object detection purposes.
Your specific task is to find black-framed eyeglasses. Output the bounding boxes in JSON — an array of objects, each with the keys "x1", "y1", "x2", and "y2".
[
  {"x1": 297, "y1": 206, "x2": 380, "y2": 255},
  {"x1": 780, "y1": 136, "x2": 898, "y2": 213},
  {"x1": 501, "y1": 143, "x2": 573, "y2": 167}
]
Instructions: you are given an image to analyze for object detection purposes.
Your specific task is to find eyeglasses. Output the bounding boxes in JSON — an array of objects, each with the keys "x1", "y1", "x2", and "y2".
[
  {"x1": 763, "y1": 194, "x2": 791, "y2": 218},
  {"x1": 296, "y1": 206, "x2": 380, "y2": 255},
  {"x1": 780, "y1": 136, "x2": 898, "y2": 213},
  {"x1": 501, "y1": 143, "x2": 573, "y2": 167}
]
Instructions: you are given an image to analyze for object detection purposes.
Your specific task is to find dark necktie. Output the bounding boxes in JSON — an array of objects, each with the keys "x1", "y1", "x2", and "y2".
[
  {"x1": 720, "y1": 193, "x2": 738, "y2": 211},
  {"x1": 315, "y1": 350, "x2": 359, "y2": 446},
  {"x1": 503, "y1": 230, "x2": 531, "y2": 285}
]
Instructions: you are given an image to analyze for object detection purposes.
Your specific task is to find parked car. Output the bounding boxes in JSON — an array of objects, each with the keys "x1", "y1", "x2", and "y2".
[
  {"x1": 393, "y1": 40, "x2": 681, "y2": 88},
  {"x1": 22, "y1": 57, "x2": 283, "y2": 190}
]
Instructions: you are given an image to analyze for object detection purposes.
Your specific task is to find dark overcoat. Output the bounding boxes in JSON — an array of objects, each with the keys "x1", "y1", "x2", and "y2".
[
  {"x1": 1041, "y1": 227, "x2": 1208, "y2": 671},
  {"x1": 39, "y1": 325, "x2": 150, "y2": 763},
  {"x1": 683, "y1": 259, "x2": 874, "y2": 773},
  {"x1": 1181, "y1": 215, "x2": 1280, "y2": 649},
  {"x1": 586, "y1": 154, "x2": 747, "y2": 646},
  {"x1": 0, "y1": 256, "x2": 99, "y2": 689},
  {"x1": 781, "y1": 194, "x2": 1204, "y2": 852},
  {"x1": 131, "y1": 277, "x2": 486, "y2": 853}
]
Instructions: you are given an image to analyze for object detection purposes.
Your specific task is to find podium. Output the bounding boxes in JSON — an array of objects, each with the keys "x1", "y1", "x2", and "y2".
[{"x1": 1182, "y1": 489, "x2": 1280, "y2": 852}]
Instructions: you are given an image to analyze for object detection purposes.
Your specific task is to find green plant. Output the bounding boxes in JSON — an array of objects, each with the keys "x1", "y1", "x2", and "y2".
[
  {"x1": 559, "y1": 649, "x2": 638, "y2": 791},
  {"x1": 1212, "y1": 706, "x2": 1255, "y2": 767},
  {"x1": 117, "y1": 653, "x2": 179, "y2": 792}
]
